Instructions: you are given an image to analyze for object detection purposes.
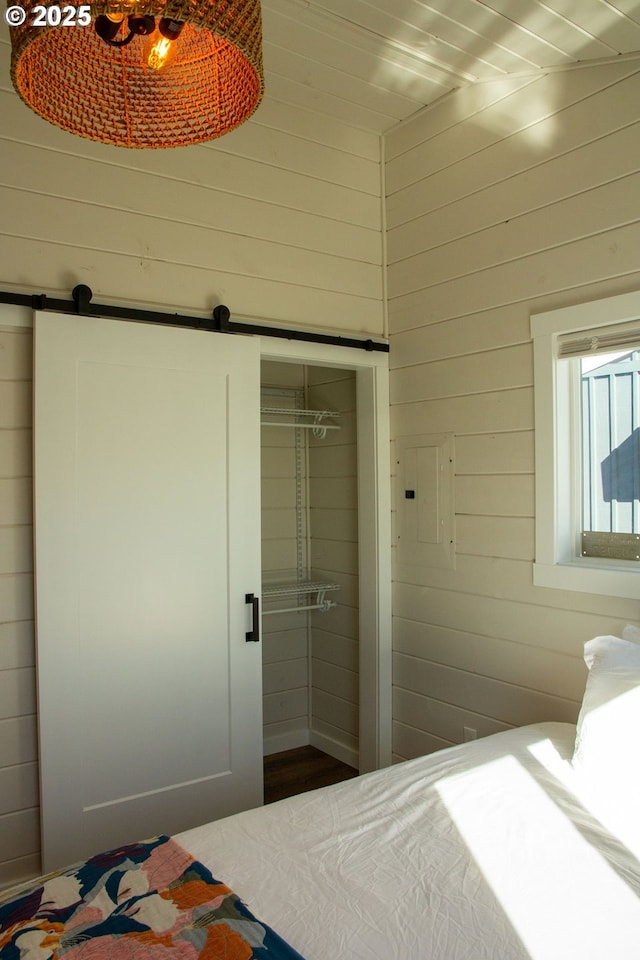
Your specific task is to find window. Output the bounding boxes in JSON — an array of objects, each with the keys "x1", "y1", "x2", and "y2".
[
  {"x1": 531, "y1": 291, "x2": 640, "y2": 600},
  {"x1": 579, "y1": 348, "x2": 639, "y2": 560}
]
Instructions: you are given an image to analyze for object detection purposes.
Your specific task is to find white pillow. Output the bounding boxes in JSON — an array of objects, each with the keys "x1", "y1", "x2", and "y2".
[
  {"x1": 623, "y1": 623, "x2": 640, "y2": 644},
  {"x1": 573, "y1": 634, "x2": 640, "y2": 799}
]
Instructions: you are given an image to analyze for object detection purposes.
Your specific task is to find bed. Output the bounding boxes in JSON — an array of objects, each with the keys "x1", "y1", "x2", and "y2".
[{"x1": 2, "y1": 629, "x2": 640, "y2": 959}]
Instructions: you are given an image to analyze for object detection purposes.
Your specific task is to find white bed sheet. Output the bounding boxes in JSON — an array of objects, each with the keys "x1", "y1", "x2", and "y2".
[{"x1": 178, "y1": 723, "x2": 640, "y2": 959}]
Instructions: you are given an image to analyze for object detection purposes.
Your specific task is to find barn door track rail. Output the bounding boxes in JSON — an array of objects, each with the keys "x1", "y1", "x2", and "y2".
[{"x1": 0, "y1": 285, "x2": 389, "y2": 353}]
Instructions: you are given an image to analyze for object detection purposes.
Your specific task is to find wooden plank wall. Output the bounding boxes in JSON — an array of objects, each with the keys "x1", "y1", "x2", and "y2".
[
  {"x1": 0, "y1": 43, "x2": 383, "y2": 884},
  {"x1": 385, "y1": 59, "x2": 640, "y2": 762},
  {"x1": 0, "y1": 325, "x2": 39, "y2": 888},
  {"x1": 0, "y1": 36, "x2": 383, "y2": 337},
  {"x1": 308, "y1": 369, "x2": 359, "y2": 768}
]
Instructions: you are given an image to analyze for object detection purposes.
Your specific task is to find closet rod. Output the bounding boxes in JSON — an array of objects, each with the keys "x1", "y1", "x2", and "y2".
[
  {"x1": 0, "y1": 287, "x2": 390, "y2": 354},
  {"x1": 262, "y1": 601, "x2": 337, "y2": 615},
  {"x1": 262, "y1": 421, "x2": 340, "y2": 430}
]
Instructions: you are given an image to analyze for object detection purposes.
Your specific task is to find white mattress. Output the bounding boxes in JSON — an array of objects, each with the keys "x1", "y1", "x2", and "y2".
[{"x1": 177, "y1": 723, "x2": 640, "y2": 959}]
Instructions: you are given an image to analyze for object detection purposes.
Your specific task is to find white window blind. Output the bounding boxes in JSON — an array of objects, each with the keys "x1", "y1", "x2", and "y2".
[{"x1": 558, "y1": 320, "x2": 640, "y2": 359}]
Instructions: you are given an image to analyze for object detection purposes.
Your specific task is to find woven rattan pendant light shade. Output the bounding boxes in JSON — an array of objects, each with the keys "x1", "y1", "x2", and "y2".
[{"x1": 9, "y1": 0, "x2": 264, "y2": 148}]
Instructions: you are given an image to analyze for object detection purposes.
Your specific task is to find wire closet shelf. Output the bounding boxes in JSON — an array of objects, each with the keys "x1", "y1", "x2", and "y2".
[
  {"x1": 261, "y1": 579, "x2": 341, "y2": 616},
  {"x1": 260, "y1": 398, "x2": 341, "y2": 615},
  {"x1": 260, "y1": 406, "x2": 341, "y2": 440}
]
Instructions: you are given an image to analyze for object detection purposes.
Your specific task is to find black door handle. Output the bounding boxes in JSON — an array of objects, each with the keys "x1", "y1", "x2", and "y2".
[{"x1": 245, "y1": 593, "x2": 260, "y2": 642}]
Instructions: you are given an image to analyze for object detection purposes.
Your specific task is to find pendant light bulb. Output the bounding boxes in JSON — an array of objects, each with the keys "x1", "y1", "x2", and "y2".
[{"x1": 143, "y1": 19, "x2": 183, "y2": 72}]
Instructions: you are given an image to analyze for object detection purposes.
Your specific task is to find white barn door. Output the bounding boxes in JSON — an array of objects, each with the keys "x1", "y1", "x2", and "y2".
[{"x1": 33, "y1": 312, "x2": 263, "y2": 872}]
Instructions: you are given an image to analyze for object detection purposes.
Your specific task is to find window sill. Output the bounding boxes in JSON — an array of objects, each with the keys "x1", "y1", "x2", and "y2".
[{"x1": 533, "y1": 560, "x2": 639, "y2": 600}]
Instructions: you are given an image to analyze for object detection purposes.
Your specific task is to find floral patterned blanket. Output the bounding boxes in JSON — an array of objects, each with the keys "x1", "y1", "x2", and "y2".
[{"x1": 0, "y1": 835, "x2": 305, "y2": 959}]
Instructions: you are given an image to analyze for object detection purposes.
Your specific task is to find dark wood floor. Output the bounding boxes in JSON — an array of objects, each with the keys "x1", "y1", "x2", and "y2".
[{"x1": 264, "y1": 746, "x2": 359, "y2": 804}]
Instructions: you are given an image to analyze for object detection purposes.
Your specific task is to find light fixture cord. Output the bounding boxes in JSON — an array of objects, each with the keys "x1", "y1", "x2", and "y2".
[{"x1": 105, "y1": 30, "x2": 136, "y2": 46}]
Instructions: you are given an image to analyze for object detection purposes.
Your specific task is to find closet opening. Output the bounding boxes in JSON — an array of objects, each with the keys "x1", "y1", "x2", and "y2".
[
  {"x1": 258, "y1": 338, "x2": 391, "y2": 788},
  {"x1": 261, "y1": 360, "x2": 359, "y2": 786}
]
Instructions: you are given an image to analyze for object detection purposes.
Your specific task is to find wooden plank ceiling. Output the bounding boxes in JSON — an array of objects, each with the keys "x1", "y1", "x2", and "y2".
[{"x1": 261, "y1": 0, "x2": 640, "y2": 132}]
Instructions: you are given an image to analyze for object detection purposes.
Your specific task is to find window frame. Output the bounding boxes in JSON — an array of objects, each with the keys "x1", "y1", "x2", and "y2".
[{"x1": 530, "y1": 291, "x2": 640, "y2": 600}]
